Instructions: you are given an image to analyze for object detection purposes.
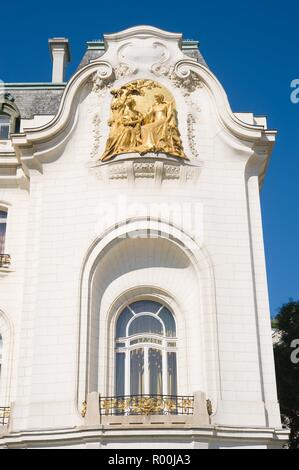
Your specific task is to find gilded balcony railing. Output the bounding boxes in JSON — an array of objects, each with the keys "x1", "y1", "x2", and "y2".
[
  {"x1": 0, "y1": 254, "x2": 11, "y2": 268},
  {"x1": 99, "y1": 394, "x2": 194, "y2": 416},
  {"x1": 0, "y1": 407, "x2": 10, "y2": 426}
]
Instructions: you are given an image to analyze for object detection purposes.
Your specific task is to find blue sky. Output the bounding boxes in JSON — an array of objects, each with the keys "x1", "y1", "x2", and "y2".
[{"x1": 1, "y1": 0, "x2": 298, "y2": 316}]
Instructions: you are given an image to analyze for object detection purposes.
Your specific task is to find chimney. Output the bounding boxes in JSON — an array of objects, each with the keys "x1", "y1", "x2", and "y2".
[{"x1": 49, "y1": 38, "x2": 70, "y2": 83}]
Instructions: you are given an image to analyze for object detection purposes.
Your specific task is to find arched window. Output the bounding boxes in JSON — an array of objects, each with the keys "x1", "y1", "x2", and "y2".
[
  {"x1": 0, "y1": 94, "x2": 20, "y2": 139},
  {"x1": 115, "y1": 300, "x2": 177, "y2": 397},
  {"x1": 0, "y1": 209, "x2": 7, "y2": 254}
]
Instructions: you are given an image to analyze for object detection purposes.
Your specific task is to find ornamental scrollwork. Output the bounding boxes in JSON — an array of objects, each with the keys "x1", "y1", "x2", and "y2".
[
  {"x1": 92, "y1": 62, "x2": 115, "y2": 95},
  {"x1": 99, "y1": 395, "x2": 194, "y2": 416},
  {"x1": 172, "y1": 63, "x2": 203, "y2": 95},
  {"x1": 151, "y1": 62, "x2": 203, "y2": 95}
]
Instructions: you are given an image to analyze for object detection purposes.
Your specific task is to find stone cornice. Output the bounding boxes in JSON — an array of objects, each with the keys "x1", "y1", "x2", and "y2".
[
  {"x1": 0, "y1": 424, "x2": 289, "y2": 448},
  {"x1": 0, "y1": 83, "x2": 66, "y2": 90},
  {"x1": 104, "y1": 25, "x2": 182, "y2": 46}
]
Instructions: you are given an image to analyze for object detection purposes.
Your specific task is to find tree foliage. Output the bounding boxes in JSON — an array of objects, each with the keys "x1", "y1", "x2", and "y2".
[{"x1": 273, "y1": 299, "x2": 299, "y2": 449}]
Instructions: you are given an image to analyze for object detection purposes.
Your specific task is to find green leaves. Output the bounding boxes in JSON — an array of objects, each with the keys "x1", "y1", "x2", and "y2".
[{"x1": 273, "y1": 299, "x2": 299, "y2": 449}]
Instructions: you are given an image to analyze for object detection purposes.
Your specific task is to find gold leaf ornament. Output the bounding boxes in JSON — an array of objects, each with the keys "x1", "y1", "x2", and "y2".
[{"x1": 101, "y1": 80, "x2": 186, "y2": 161}]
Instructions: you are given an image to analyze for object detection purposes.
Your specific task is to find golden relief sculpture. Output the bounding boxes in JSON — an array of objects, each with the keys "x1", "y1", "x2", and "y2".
[{"x1": 101, "y1": 80, "x2": 186, "y2": 161}]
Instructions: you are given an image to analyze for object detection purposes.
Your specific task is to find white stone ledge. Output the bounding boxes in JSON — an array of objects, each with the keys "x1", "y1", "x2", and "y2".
[
  {"x1": 0, "y1": 268, "x2": 15, "y2": 275},
  {"x1": 0, "y1": 425, "x2": 289, "y2": 448}
]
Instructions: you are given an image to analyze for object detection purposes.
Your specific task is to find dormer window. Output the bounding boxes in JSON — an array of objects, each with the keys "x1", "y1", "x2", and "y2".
[
  {"x1": 0, "y1": 115, "x2": 10, "y2": 140},
  {"x1": 0, "y1": 94, "x2": 20, "y2": 137}
]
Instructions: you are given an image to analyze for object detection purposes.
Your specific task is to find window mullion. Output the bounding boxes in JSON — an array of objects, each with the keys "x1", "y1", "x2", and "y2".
[
  {"x1": 162, "y1": 342, "x2": 168, "y2": 396},
  {"x1": 125, "y1": 349, "x2": 130, "y2": 396},
  {"x1": 144, "y1": 346, "x2": 149, "y2": 395}
]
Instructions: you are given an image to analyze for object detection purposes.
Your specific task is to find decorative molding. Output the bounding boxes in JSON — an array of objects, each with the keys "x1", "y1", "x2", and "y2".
[
  {"x1": 90, "y1": 112, "x2": 102, "y2": 160},
  {"x1": 92, "y1": 62, "x2": 114, "y2": 95},
  {"x1": 103, "y1": 26, "x2": 183, "y2": 44},
  {"x1": 0, "y1": 425, "x2": 289, "y2": 447},
  {"x1": 172, "y1": 68, "x2": 203, "y2": 95},
  {"x1": 163, "y1": 164, "x2": 180, "y2": 180},
  {"x1": 91, "y1": 156, "x2": 201, "y2": 184},
  {"x1": 151, "y1": 61, "x2": 203, "y2": 95},
  {"x1": 117, "y1": 41, "x2": 170, "y2": 71},
  {"x1": 109, "y1": 162, "x2": 129, "y2": 180},
  {"x1": 114, "y1": 62, "x2": 137, "y2": 80},
  {"x1": 133, "y1": 161, "x2": 155, "y2": 179},
  {"x1": 187, "y1": 113, "x2": 199, "y2": 159}
]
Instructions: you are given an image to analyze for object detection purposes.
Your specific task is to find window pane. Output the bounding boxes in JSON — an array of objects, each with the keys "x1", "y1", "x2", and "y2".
[
  {"x1": 0, "y1": 116, "x2": 10, "y2": 124},
  {"x1": 129, "y1": 300, "x2": 161, "y2": 314},
  {"x1": 116, "y1": 308, "x2": 133, "y2": 338},
  {"x1": 149, "y1": 348, "x2": 163, "y2": 395},
  {"x1": 167, "y1": 352, "x2": 177, "y2": 396},
  {"x1": 0, "y1": 221, "x2": 6, "y2": 253},
  {"x1": 130, "y1": 349, "x2": 144, "y2": 395},
  {"x1": 0, "y1": 116, "x2": 10, "y2": 140},
  {"x1": 159, "y1": 307, "x2": 176, "y2": 337},
  {"x1": 0, "y1": 211, "x2": 7, "y2": 219},
  {"x1": 0, "y1": 126, "x2": 9, "y2": 140},
  {"x1": 129, "y1": 315, "x2": 163, "y2": 336},
  {"x1": 115, "y1": 352, "x2": 125, "y2": 396}
]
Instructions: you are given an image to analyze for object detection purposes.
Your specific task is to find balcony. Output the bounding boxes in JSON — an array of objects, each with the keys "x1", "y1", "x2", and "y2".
[
  {"x1": 0, "y1": 407, "x2": 10, "y2": 427},
  {"x1": 82, "y1": 392, "x2": 211, "y2": 427},
  {"x1": 100, "y1": 394, "x2": 194, "y2": 416},
  {"x1": 0, "y1": 254, "x2": 11, "y2": 269}
]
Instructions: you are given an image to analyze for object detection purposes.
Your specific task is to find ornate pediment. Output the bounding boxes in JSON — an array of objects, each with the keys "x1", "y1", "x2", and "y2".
[
  {"x1": 100, "y1": 26, "x2": 185, "y2": 72},
  {"x1": 11, "y1": 26, "x2": 274, "y2": 178},
  {"x1": 88, "y1": 29, "x2": 206, "y2": 167}
]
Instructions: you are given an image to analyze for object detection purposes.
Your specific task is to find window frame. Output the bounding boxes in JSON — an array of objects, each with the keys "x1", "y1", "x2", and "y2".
[{"x1": 115, "y1": 300, "x2": 178, "y2": 397}]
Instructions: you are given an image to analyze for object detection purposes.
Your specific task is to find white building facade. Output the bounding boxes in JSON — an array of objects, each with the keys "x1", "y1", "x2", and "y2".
[{"x1": 0, "y1": 26, "x2": 288, "y2": 448}]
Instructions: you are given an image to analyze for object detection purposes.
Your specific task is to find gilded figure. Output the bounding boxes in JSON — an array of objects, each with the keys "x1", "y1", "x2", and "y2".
[
  {"x1": 100, "y1": 80, "x2": 186, "y2": 161},
  {"x1": 140, "y1": 93, "x2": 184, "y2": 157},
  {"x1": 102, "y1": 97, "x2": 142, "y2": 161}
]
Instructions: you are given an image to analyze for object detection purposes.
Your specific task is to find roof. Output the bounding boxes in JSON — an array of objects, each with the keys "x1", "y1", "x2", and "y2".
[{"x1": 0, "y1": 84, "x2": 65, "y2": 119}]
